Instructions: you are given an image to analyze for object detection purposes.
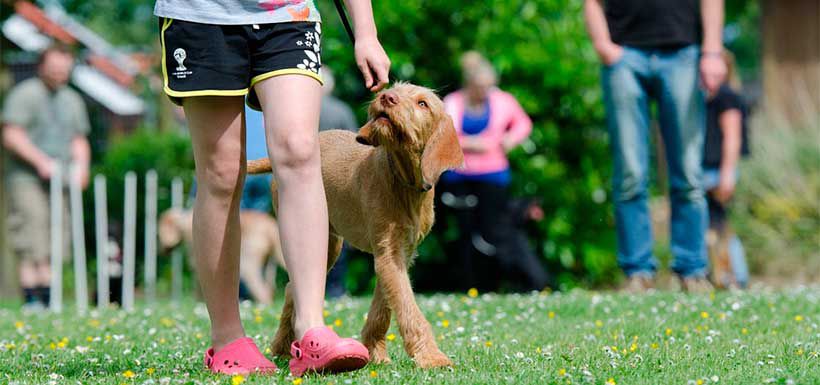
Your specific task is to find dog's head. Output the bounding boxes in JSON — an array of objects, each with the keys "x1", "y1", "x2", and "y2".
[
  {"x1": 158, "y1": 208, "x2": 187, "y2": 253},
  {"x1": 356, "y1": 82, "x2": 464, "y2": 190}
]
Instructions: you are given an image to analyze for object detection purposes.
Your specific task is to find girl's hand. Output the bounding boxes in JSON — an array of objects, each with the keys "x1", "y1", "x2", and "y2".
[
  {"x1": 714, "y1": 175, "x2": 736, "y2": 204},
  {"x1": 354, "y1": 36, "x2": 390, "y2": 92}
]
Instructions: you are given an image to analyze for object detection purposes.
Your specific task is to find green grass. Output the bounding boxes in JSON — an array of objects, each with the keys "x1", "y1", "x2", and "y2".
[{"x1": 1, "y1": 289, "x2": 818, "y2": 385}]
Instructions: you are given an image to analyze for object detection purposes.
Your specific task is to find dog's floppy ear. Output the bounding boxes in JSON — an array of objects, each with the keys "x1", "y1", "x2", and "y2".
[
  {"x1": 421, "y1": 114, "x2": 464, "y2": 188},
  {"x1": 356, "y1": 121, "x2": 380, "y2": 146}
]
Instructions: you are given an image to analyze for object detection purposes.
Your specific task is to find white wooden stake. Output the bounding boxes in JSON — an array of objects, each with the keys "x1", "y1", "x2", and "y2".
[
  {"x1": 122, "y1": 172, "x2": 137, "y2": 310},
  {"x1": 171, "y1": 177, "x2": 184, "y2": 302},
  {"x1": 49, "y1": 164, "x2": 63, "y2": 313},
  {"x1": 69, "y1": 164, "x2": 88, "y2": 312},
  {"x1": 94, "y1": 175, "x2": 109, "y2": 308},
  {"x1": 144, "y1": 170, "x2": 158, "y2": 303}
]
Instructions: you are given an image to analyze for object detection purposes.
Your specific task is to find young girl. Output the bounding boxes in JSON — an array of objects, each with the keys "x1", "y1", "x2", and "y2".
[
  {"x1": 153, "y1": 0, "x2": 390, "y2": 376},
  {"x1": 702, "y1": 50, "x2": 749, "y2": 288}
]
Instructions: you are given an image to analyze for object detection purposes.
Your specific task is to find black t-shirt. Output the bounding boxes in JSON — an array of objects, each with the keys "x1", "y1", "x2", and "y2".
[
  {"x1": 605, "y1": 0, "x2": 702, "y2": 48},
  {"x1": 704, "y1": 84, "x2": 750, "y2": 168}
]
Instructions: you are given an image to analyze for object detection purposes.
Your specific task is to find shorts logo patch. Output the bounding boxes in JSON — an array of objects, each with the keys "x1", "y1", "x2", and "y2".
[{"x1": 172, "y1": 48, "x2": 193, "y2": 79}]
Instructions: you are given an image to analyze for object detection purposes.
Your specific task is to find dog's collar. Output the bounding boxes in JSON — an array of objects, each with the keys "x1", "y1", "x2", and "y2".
[{"x1": 386, "y1": 153, "x2": 430, "y2": 193}]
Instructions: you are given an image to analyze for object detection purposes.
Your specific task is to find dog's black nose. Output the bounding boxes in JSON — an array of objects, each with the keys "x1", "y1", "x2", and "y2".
[{"x1": 380, "y1": 91, "x2": 398, "y2": 107}]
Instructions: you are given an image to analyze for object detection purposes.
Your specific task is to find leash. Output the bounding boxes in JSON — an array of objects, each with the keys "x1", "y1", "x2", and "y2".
[{"x1": 333, "y1": 0, "x2": 356, "y2": 44}]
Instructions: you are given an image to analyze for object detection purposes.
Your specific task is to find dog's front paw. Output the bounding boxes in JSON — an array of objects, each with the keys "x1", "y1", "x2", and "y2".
[
  {"x1": 369, "y1": 344, "x2": 392, "y2": 364},
  {"x1": 414, "y1": 349, "x2": 453, "y2": 368}
]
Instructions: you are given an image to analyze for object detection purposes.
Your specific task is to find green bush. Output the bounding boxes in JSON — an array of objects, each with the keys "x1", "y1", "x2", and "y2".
[
  {"x1": 732, "y1": 112, "x2": 820, "y2": 281},
  {"x1": 85, "y1": 129, "x2": 195, "y2": 291}
]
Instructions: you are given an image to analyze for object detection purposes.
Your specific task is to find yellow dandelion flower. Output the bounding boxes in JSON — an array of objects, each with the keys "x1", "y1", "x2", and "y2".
[
  {"x1": 485, "y1": 341, "x2": 493, "y2": 347},
  {"x1": 700, "y1": 311, "x2": 709, "y2": 319},
  {"x1": 105, "y1": 335, "x2": 112, "y2": 342},
  {"x1": 86, "y1": 336, "x2": 94, "y2": 342},
  {"x1": 265, "y1": 347, "x2": 271, "y2": 354},
  {"x1": 630, "y1": 343, "x2": 637, "y2": 352},
  {"x1": 88, "y1": 319, "x2": 101, "y2": 328},
  {"x1": 437, "y1": 311, "x2": 445, "y2": 318},
  {"x1": 651, "y1": 342, "x2": 659, "y2": 349},
  {"x1": 467, "y1": 288, "x2": 479, "y2": 298},
  {"x1": 696, "y1": 379, "x2": 704, "y2": 385},
  {"x1": 14, "y1": 321, "x2": 24, "y2": 329},
  {"x1": 231, "y1": 374, "x2": 245, "y2": 385},
  {"x1": 795, "y1": 315, "x2": 804, "y2": 322},
  {"x1": 292, "y1": 378, "x2": 303, "y2": 385},
  {"x1": 56, "y1": 340, "x2": 67, "y2": 349},
  {"x1": 254, "y1": 315, "x2": 263, "y2": 324},
  {"x1": 159, "y1": 338, "x2": 166, "y2": 344},
  {"x1": 741, "y1": 328, "x2": 748, "y2": 335},
  {"x1": 323, "y1": 309, "x2": 330, "y2": 317},
  {"x1": 146, "y1": 368, "x2": 155, "y2": 375},
  {"x1": 606, "y1": 378, "x2": 616, "y2": 385},
  {"x1": 387, "y1": 333, "x2": 396, "y2": 341},
  {"x1": 536, "y1": 347, "x2": 542, "y2": 353},
  {"x1": 796, "y1": 349, "x2": 804, "y2": 356},
  {"x1": 122, "y1": 370, "x2": 135, "y2": 379},
  {"x1": 196, "y1": 333, "x2": 203, "y2": 339},
  {"x1": 334, "y1": 319, "x2": 343, "y2": 327},
  {"x1": 442, "y1": 320, "x2": 450, "y2": 328},
  {"x1": 470, "y1": 309, "x2": 478, "y2": 315},
  {"x1": 611, "y1": 345, "x2": 618, "y2": 351},
  {"x1": 370, "y1": 370, "x2": 378, "y2": 378},
  {"x1": 719, "y1": 313, "x2": 727, "y2": 320},
  {"x1": 548, "y1": 311, "x2": 555, "y2": 319},
  {"x1": 49, "y1": 342, "x2": 57, "y2": 350},
  {"x1": 160, "y1": 317, "x2": 175, "y2": 328},
  {"x1": 558, "y1": 368, "x2": 567, "y2": 376},
  {"x1": 595, "y1": 320, "x2": 603, "y2": 328},
  {"x1": 4, "y1": 343, "x2": 15, "y2": 350}
]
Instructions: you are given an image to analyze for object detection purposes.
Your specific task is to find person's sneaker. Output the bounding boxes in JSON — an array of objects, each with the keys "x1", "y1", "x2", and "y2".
[
  {"x1": 621, "y1": 274, "x2": 654, "y2": 293},
  {"x1": 680, "y1": 275, "x2": 714, "y2": 294},
  {"x1": 289, "y1": 326, "x2": 369, "y2": 377}
]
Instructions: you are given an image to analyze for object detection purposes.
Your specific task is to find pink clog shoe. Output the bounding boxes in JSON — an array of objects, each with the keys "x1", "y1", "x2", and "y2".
[
  {"x1": 203, "y1": 337, "x2": 277, "y2": 375},
  {"x1": 289, "y1": 326, "x2": 369, "y2": 377}
]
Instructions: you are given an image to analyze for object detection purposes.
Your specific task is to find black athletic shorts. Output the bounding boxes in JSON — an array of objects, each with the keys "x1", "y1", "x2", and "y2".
[{"x1": 159, "y1": 18, "x2": 322, "y2": 110}]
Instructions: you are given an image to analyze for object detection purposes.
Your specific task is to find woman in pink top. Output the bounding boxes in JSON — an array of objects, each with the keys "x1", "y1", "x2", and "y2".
[{"x1": 438, "y1": 51, "x2": 533, "y2": 291}]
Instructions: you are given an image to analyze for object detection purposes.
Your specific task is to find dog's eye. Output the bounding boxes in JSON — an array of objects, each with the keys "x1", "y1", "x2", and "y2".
[{"x1": 417, "y1": 100, "x2": 428, "y2": 108}]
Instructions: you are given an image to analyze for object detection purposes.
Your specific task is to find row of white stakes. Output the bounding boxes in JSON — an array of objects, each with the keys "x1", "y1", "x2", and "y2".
[{"x1": 49, "y1": 165, "x2": 185, "y2": 312}]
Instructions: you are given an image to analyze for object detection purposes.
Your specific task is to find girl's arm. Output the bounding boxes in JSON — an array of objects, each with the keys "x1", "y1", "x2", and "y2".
[
  {"x1": 344, "y1": 0, "x2": 391, "y2": 91},
  {"x1": 715, "y1": 108, "x2": 742, "y2": 202}
]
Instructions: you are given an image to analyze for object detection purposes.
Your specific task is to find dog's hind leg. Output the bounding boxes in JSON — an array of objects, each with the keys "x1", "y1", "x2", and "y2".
[
  {"x1": 270, "y1": 282, "x2": 296, "y2": 357},
  {"x1": 361, "y1": 280, "x2": 392, "y2": 364},
  {"x1": 373, "y1": 240, "x2": 452, "y2": 368}
]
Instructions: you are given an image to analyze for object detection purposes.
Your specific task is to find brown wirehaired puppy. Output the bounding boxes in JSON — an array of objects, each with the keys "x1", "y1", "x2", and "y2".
[{"x1": 247, "y1": 82, "x2": 463, "y2": 368}]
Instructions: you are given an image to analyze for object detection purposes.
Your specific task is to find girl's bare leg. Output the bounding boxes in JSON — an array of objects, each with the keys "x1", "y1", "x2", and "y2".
[
  {"x1": 183, "y1": 96, "x2": 247, "y2": 351},
  {"x1": 255, "y1": 75, "x2": 326, "y2": 339}
]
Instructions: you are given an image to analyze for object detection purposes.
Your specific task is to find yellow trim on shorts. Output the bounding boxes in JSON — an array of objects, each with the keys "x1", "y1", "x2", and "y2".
[
  {"x1": 250, "y1": 68, "x2": 324, "y2": 88},
  {"x1": 160, "y1": 18, "x2": 249, "y2": 99}
]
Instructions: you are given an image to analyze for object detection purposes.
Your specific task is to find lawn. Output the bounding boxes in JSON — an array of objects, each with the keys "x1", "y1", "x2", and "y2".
[{"x1": 1, "y1": 288, "x2": 817, "y2": 385}]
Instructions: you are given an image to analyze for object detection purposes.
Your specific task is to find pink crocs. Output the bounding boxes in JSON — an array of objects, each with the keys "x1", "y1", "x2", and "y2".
[
  {"x1": 289, "y1": 326, "x2": 369, "y2": 377},
  {"x1": 203, "y1": 337, "x2": 277, "y2": 375}
]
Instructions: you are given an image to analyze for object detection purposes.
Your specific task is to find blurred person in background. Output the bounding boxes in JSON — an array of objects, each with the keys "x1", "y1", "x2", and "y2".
[
  {"x1": 439, "y1": 51, "x2": 533, "y2": 291},
  {"x1": 317, "y1": 67, "x2": 359, "y2": 298},
  {"x1": 2, "y1": 44, "x2": 91, "y2": 310},
  {"x1": 702, "y1": 50, "x2": 749, "y2": 289},
  {"x1": 584, "y1": 0, "x2": 727, "y2": 292}
]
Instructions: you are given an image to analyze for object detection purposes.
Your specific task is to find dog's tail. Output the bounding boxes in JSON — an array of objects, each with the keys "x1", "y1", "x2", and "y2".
[{"x1": 247, "y1": 158, "x2": 273, "y2": 174}]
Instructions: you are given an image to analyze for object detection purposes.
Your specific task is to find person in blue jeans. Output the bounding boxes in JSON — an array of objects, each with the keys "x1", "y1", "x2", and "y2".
[{"x1": 584, "y1": 0, "x2": 727, "y2": 292}]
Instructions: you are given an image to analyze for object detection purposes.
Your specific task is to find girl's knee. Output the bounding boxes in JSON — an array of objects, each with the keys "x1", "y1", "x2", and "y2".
[
  {"x1": 198, "y1": 161, "x2": 245, "y2": 199},
  {"x1": 271, "y1": 131, "x2": 319, "y2": 170}
]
